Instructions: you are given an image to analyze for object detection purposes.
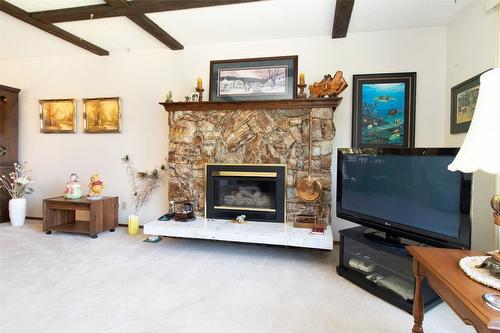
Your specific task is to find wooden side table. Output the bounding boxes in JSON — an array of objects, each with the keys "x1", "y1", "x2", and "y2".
[
  {"x1": 43, "y1": 196, "x2": 118, "y2": 238},
  {"x1": 406, "y1": 246, "x2": 500, "y2": 333}
]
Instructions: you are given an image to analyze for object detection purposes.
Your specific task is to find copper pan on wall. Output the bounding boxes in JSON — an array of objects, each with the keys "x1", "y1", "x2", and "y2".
[{"x1": 296, "y1": 109, "x2": 322, "y2": 202}]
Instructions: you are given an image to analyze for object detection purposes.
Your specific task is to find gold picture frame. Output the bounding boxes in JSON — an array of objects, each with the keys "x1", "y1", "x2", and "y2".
[
  {"x1": 39, "y1": 99, "x2": 77, "y2": 133},
  {"x1": 83, "y1": 97, "x2": 121, "y2": 133}
]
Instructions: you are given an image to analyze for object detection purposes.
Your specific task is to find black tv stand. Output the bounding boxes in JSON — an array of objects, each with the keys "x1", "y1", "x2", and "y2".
[{"x1": 337, "y1": 226, "x2": 442, "y2": 314}]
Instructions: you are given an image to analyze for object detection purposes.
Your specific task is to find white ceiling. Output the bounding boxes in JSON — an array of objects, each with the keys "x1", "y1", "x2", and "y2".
[{"x1": 0, "y1": 0, "x2": 476, "y2": 59}]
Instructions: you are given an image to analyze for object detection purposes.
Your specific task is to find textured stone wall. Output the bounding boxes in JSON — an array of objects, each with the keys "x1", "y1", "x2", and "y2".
[{"x1": 168, "y1": 108, "x2": 335, "y2": 223}]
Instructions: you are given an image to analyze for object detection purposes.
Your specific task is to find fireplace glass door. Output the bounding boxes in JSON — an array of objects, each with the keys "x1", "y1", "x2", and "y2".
[
  {"x1": 214, "y1": 178, "x2": 277, "y2": 212},
  {"x1": 206, "y1": 165, "x2": 286, "y2": 222}
]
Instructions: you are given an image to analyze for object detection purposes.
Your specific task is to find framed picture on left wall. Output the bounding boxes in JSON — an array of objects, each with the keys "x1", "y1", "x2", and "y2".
[
  {"x1": 83, "y1": 97, "x2": 121, "y2": 133},
  {"x1": 39, "y1": 98, "x2": 77, "y2": 133}
]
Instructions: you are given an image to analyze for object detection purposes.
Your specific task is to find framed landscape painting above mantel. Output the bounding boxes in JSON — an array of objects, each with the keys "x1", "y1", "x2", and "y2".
[
  {"x1": 209, "y1": 55, "x2": 298, "y2": 102},
  {"x1": 352, "y1": 72, "x2": 416, "y2": 148},
  {"x1": 450, "y1": 71, "x2": 487, "y2": 134}
]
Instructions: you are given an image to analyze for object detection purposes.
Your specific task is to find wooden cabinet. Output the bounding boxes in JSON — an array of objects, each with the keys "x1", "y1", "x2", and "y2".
[{"x1": 0, "y1": 84, "x2": 20, "y2": 223}]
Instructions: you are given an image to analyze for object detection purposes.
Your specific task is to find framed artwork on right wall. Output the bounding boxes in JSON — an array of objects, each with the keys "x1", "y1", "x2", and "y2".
[{"x1": 450, "y1": 70, "x2": 488, "y2": 134}]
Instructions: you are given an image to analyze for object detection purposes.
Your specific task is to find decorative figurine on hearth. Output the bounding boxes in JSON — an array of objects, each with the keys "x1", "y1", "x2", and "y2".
[
  {"x1": 64, "y1": 173, "x2": 83, "y2": 199},
  {"x1": 234, "y1": 214, "x2": 246, "y2": 224},
  {"x1": 87, "y1": 173, "x2": 104, "y2": 200}
]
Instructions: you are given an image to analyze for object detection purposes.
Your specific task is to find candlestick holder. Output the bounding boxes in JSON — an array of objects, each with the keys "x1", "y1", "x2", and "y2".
[
  {"x1": 297, "y1": 83, "x2": 307, "y2": 98},
  {"x1": 196, "y1": 88, "x2": 204, "y2": 102}
]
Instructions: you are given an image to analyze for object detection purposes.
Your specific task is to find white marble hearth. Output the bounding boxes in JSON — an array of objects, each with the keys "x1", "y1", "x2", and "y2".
[{"x1": 144, "y1": 218, "x2": 333, "y2": 250}]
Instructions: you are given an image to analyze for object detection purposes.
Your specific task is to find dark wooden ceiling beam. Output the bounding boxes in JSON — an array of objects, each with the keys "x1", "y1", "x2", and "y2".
[
  {"x1": 332, "y1": 0, "x2": 354, "y2": 39},
  {"x1": 32, "y1": 0, "x2": 262, "y2": 23},
  {"x1": 0, "y1": 0, "x2": 109, "y2": 56},
  {"x1": 104, "y1": 0, "x2": 183, "y2": 50}
]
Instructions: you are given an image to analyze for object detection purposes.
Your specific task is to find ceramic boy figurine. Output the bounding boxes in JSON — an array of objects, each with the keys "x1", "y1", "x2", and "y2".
[
  {"x1": 64, "y1": 173, "x2": 83, "y2": 199},
  {"x1": 87, "y1": 173, "x2": 104, "y2": 200}
]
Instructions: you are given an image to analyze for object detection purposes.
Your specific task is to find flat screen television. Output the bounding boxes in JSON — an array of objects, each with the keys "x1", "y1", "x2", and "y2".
[{"x1": 337, "y1": 148, "x2": 472, "y2": 248}]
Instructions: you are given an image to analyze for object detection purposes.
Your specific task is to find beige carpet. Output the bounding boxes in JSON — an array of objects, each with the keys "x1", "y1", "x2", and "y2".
[{"x1": 0, "y1": 221, "x2": 473, "y2": 333}]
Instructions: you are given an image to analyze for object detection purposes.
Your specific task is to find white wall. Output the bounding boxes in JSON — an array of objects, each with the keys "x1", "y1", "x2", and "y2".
[
  {"x1": 445, "y1": 0, "x2": 498, "y2": 147},
  {"x1": 444, "y1": 1, "x2": 499, "y2": 251},
  {"x1": 323, "y1": 27, "x2": 449, "y2": 237},
  {"x1": 0, "y1": 26, "x2": 448, "y2": 235},
  {"x1": 1, "y1": 52, "x2": 172, "y2": 223}
]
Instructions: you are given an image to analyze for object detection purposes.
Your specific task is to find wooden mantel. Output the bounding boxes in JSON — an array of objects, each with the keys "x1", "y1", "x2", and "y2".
[{"x1": 159, "y1": 98, "x2": 342, "y2": 112}]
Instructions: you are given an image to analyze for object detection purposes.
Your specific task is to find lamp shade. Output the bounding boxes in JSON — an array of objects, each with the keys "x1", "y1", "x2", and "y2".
[{"x1": 448, "y1": 68, "x2": 500, "y2": 174}]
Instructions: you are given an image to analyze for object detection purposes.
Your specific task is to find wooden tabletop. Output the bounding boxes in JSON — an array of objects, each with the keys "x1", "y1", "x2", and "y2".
[
  {"x1": 407, "y1": 246, "x2": 500, "y2": 331},
  {"x1": 44, "y1": 196, "x2": 116, "y2": 203}
]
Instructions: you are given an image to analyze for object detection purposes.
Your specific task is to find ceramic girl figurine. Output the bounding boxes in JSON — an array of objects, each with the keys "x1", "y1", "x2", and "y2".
[{"x1": 64, "y1": 173, "x2": 83, "y2": 199}]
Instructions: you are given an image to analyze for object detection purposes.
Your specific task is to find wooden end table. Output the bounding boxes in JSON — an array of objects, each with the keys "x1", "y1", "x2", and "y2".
[
  {"x1": 406, "y1": 246, "x2": 500, "y2": 333},
  {"x1": 43, "y1": 196, "x2": 118, "y2": 238}
]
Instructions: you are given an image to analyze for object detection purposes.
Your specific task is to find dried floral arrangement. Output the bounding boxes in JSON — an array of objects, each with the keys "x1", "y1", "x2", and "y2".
[
  {"x1": 0, "y1": 162, "x2": 34, "y2": 199},
  {"x1": 121, "y1": 155, "x2": 167, "y2": 217}
]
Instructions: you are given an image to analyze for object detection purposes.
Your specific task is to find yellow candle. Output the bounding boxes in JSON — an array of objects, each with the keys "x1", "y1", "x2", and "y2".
[
  {"x1": 299, "y1": 73, "x2": 305, "y2": 85},
  {"x1": 197, "y1": 77, "x2": 203, "y2": 90},
  {"x1": 128, "y1": 214, "x2": 139, "y2": 235}
]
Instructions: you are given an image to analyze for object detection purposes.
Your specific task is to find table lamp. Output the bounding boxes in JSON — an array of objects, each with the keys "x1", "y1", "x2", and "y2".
[{"x1": 448, "y1": 67, "x2": 500, "y2": 310}]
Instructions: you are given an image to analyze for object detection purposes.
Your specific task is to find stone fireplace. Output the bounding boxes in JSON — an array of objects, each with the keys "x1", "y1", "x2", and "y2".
[
  {"x1": 205, "y1": 164, "x2": 286, "y2": 222},
  {"x1": 168, "y1": 107, "x2": 335, "y2": 224}
]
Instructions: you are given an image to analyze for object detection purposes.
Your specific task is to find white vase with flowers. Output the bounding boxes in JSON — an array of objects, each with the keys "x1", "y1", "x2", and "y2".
[{"x1": 0, "y1": 162, "x2": 33, "y2": 227}]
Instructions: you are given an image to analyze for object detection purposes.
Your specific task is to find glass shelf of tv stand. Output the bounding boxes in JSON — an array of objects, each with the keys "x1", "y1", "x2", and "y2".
[
  {"x1": 344, "y1": 253, "x2": 414, "y2": 300},
  {"x1": 344, "y1": 249, "x2": 413, "y2": 282},
  {"x1": 338, "y1": 227, "x2": 441, "y2": 314},
  {"x1": 342, "y1": 230, "x2": 416, "y2": 301}
]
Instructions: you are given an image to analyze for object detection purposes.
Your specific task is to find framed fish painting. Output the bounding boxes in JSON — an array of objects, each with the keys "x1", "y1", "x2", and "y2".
[{"x1": 352, "y1": 72, "x2": 416, "y2": 148}]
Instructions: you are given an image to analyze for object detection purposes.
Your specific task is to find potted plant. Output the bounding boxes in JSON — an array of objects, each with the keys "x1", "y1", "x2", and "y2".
[
  {"x1": 122, "y1": 155, "x2": 167, "y2": 235},
  {"x1": 0, "y1": 162, "x2": 33, "y2": 227}
]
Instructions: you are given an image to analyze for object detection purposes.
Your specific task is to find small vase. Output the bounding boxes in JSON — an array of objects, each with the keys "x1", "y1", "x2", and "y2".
[
  {"x1": 9, "y1": 198, "x2": 26, "y2": 227},
  {"x1": 128, "y1": 214, "x2": 139, "y2": 235}
]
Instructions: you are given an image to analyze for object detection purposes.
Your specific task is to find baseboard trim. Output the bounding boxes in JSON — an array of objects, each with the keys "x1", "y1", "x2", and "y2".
[
  {"x1": 25, "y1": 219, "x2": 144, "y2": 228},
  {"x1": 118, "y1": 223, "x2": 144, "y2": 229}
]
